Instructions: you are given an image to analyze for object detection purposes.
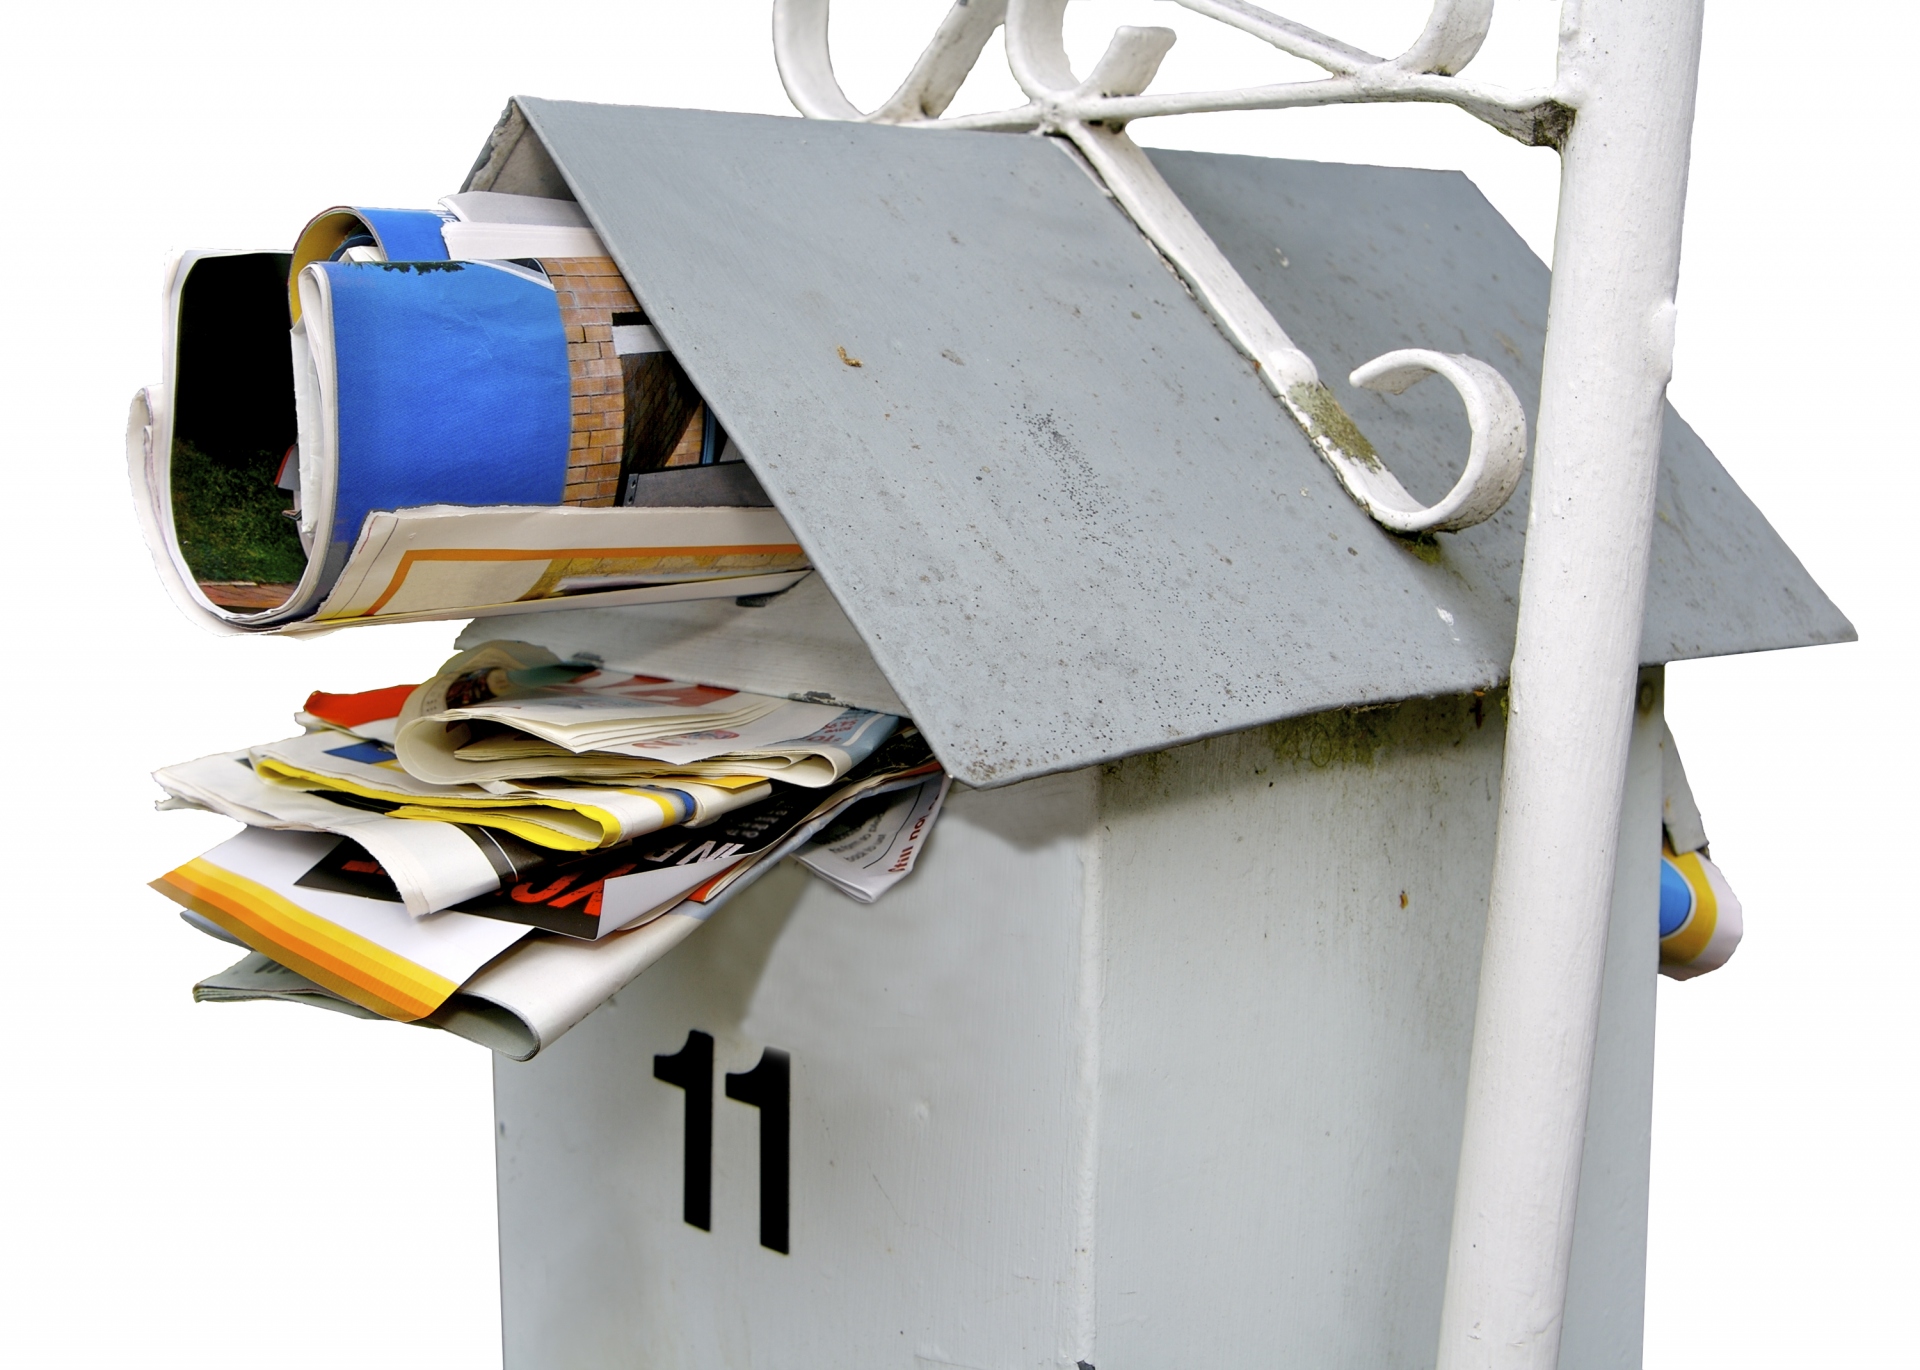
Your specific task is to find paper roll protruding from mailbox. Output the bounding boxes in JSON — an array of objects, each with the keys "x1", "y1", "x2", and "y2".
[
  {"x1": 127, "y1": 199, "x2": 809, "y2": 635},
  {"x1": 1659, "y1": 847, "x2": 1743, "y2": 979}
]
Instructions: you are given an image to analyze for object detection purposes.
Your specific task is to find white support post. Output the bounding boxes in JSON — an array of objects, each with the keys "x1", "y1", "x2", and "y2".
[
  {"x1": 1434, "y1": 3, "x2": 1706, "y2": 1367},
  {"x1": 771, "y1": 3, "x2": 1714, "y2": 1360}
]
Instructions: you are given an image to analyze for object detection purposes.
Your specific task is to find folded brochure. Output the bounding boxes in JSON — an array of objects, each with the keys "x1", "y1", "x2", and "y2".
[{"x1": 794, "y1": 775, "x2": 951, "y2": 905}]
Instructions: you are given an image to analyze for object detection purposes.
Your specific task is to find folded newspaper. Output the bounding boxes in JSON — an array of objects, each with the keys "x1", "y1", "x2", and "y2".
[
  {"x1": 395, "y1": 640, "x2": 898, "y2": 787},
  {"x1": 153, "y1": 656, "x2": 916, "y2": 917},
  {"x1": 249, "y1": 730, "x2": 768, "y2": 849},
  {"x1": 159, "y1": 724, "x2": 947, "y2": 1058},
  {"x1": 128, "y1": 194, "x2": 807, "y2": 635}
]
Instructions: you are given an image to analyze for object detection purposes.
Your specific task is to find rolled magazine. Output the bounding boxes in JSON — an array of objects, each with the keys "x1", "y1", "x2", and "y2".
[
  {"x1": 1658, "y1": 847, "x2": 1743, "y2": 979},
  {"x1": 128, "y1": 196, "x2": 807, "y2": 634}
]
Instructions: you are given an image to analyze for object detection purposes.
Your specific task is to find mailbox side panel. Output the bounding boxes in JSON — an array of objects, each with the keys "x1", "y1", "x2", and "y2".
[
  {"x1": 1090, "y1": 693, "x2": 1661, "y2": 1368},
  {"x1": 493, "y1": 770, "x2": 1099, "y2": 1370}
]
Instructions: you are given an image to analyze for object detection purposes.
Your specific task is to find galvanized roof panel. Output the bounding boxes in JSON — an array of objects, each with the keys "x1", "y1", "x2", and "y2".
[
  {"x1": 1150, "y1": 149, "x2": 1849, "y2": 669},
  {"x1": 506, "y1": 99, "x2": 1851, "y2": 787}
]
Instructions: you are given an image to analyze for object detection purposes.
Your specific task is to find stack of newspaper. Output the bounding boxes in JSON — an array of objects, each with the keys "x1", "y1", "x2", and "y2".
[{"x1": 152, "y1": 640, "x2": 950, "y2": 1059}]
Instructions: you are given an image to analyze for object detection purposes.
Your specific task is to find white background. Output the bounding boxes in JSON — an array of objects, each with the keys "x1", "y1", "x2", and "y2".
[{"x1": 0, "y1": 2, "x2": 1910, "y2": 1364}]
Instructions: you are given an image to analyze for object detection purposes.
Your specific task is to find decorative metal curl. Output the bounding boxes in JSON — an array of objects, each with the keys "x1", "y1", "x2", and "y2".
[{"x1": 772, "y1": 0, "x2": 1562, "y2": 535}]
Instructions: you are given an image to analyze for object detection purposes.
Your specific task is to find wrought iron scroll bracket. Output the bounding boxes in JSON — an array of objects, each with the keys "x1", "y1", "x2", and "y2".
[{"x1": 772, "y1": 0, "x2": 1564, "y2": 535}]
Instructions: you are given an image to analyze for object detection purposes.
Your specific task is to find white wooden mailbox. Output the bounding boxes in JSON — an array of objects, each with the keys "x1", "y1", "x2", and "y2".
[{"x1": 453, "y1": 101, "x2": 1848, "y2": 1368}]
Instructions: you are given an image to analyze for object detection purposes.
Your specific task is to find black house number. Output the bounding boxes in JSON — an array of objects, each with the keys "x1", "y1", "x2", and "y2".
[{"x1": 654, "y1": 1030, "x2": 790, "y2": 1254}]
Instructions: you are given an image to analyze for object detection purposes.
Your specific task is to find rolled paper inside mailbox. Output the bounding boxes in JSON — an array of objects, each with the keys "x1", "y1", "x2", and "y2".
[
  {"x1": 1658, "y1": 847, "x2": 1743, "y2": 979},
  {"x1": 128, "y1": 207, "x2": 802, "y2": 634}
]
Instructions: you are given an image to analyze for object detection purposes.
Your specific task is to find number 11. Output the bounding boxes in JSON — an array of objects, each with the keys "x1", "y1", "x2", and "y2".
[{"x1": 654, "y1": 1032, "x2": 789, "y2": 1254}]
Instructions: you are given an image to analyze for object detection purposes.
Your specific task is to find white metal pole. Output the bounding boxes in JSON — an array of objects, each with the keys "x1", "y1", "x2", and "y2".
[{"x1": 1435, "y1": 2, "x2": 1706, "y2": 1367}]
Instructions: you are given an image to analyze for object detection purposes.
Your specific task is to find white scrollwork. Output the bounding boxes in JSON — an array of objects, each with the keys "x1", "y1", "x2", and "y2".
[
  {"x1": 774, "y1": 0, "x2": 1009, "y2": 123},
  {"x1": 772, "y1": 0, "x2": 1563, "y2": 535}
]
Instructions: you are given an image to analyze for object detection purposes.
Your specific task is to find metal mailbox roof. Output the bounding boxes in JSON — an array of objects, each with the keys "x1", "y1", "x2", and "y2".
[{"x1": 478, "y1": 99, "x2": 1851, "y2": 788}]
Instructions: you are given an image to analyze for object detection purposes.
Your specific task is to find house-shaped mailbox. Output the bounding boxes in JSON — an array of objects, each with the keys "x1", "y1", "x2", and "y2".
[{"x1": 457, "y1": 100, "x2": 1849, "y2": 1368}]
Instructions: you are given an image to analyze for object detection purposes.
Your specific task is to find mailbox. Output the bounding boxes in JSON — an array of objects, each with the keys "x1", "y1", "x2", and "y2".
[{"x1": 434, "y1": 101, "x2": 1849, "y2": 1368}]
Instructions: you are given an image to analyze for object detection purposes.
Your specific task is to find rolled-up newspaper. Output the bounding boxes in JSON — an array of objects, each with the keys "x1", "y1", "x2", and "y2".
[
  {"x1": 1658, "y1": 847, "x2": 1744, "y2": 979},
  {"x1": 127, "y1": 197, "x2": 806, "y2": 635}
]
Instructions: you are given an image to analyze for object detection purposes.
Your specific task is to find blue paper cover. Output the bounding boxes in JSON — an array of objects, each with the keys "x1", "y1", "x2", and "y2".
[
  {"x1": 354, "y1": 207, "x2": 453, "y2": 262},
  {"x1": 319, "y1": 260, "x2": 571, "y2": 550}
]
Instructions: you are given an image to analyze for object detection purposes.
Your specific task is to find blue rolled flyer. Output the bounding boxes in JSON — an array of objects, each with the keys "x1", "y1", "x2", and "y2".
[
  {"x1": 303, "y1": 258, "x2": 573, "y2": 583},
  {"x1": 126, "y1": 195, "x2": 809, "y2": 634}
]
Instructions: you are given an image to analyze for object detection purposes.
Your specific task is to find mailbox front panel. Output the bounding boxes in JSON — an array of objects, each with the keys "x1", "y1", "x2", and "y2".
[
  {"x1": 494, "y1": 771, "x2": 1102, "y2": 1369},
  {"x1": 493, "y1": 696, "x2": 1660, "y2": 1368}
]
